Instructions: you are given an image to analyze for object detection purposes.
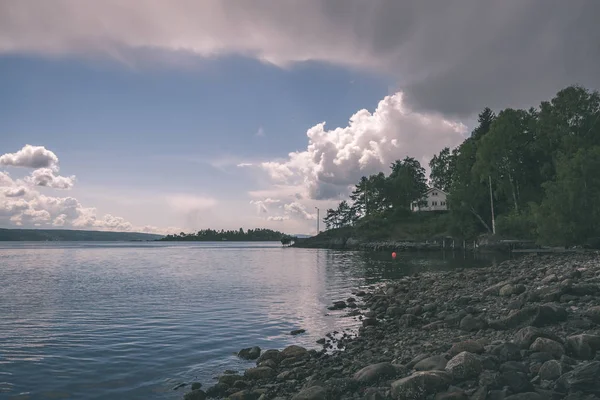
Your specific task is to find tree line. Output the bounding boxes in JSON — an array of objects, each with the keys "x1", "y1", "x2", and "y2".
[
  {"x1": 323, "y1": 85, "x2": 600, "y2": 247},
  {"x1": 160, "y1": 228, "x2": 289, "y2": 241}
]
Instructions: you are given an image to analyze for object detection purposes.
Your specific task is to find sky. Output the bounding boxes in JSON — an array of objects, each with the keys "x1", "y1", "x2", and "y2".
[{"x1": 1, "y1": 0, "x2": 599, "y2": 235}]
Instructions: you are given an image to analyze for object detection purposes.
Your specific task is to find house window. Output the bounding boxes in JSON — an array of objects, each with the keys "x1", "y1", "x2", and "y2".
[
  {"x1": 432, "y1": 192, "x2": 437, "y2": 196},
  {"x1": 441, "y1": 201, "x2": 446, "y2": 206},
  {"x1": 431, "y1": 201, "x2": 438, "y2": 206}
]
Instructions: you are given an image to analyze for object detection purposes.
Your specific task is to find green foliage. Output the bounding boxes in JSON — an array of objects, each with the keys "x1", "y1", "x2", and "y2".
[
  {"x1": 320, "y1": 85, "x2": 600, "y2": 246},
  {"x1": 161, "y1": 228, "x2": 289, "y2": 241},
  {"x1": 0, "y1": 228, "x2": 162, "y2": 241}
]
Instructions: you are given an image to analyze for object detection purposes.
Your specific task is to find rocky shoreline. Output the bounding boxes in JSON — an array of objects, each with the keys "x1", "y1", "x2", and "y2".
[{"x1": 183, "y1": 252, "x2": 600, "y2": 399}]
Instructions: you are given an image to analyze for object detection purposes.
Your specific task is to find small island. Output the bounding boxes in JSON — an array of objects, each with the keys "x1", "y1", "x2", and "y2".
[{"x1": 159, "y1": 228, "x2": 293, "y2": 242}]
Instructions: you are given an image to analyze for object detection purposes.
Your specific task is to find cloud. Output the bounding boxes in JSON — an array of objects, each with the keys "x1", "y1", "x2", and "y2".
[
  {"x1": 1, "y1": 1, "x2": 599, "y2": 116},
  {"x1": 0, "y1": 144, "x2": 59, "y2": 170},
  {"x1": 261, "y1": 92, "x2": 466, "y2": 200},
  {"x1": 0, "y1": 145, "x2": 180, "y2": 234},
  {"x1": 166, "y1": 194, "x2": 217, "y2": 212},
  {"x1": 4, "y1": 187, "x2": 27, "y2": 197},
  {"x1": 283, "y1": 202, "x2": 316, "y2": 220},
  {"x1": 256, "y1": 127, "x2": 265, "y2": 137},
  {"x1": 24, "y1": 168, "x2": 76, "y2": 189},
  {"x1": 237, "y1": 163, "x2": 254, "y2": 168},
  {"x1": 267, "y1": 215, "x2": 290, "y2": 221},
  {"x1": 250, "y1": 200, "x2": 268, "y2": 214}
]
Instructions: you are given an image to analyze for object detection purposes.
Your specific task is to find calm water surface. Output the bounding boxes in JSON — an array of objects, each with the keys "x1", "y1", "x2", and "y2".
[{"x1": 0, "y1": 242, "x2": 508, "y2": 400}]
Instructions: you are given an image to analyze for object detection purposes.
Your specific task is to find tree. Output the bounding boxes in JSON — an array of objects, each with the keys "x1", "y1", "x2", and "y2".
[
  {"x1": 534, "y1": 146, "x2": 600, "y2": 246},
  {"x1": 386, "y1": 157, "x2": 428, "y2": 213},
  {"x1": 429, "y1": 147, "x2": 456, "y2": 192}
]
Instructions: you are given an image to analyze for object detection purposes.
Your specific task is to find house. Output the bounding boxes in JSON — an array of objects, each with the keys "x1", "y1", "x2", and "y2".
[{"x1": 411, "y1": 187, "x2": 448, "y2": 212}]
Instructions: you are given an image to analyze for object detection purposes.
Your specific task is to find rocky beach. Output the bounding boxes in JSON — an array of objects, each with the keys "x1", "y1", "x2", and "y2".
[{"x1": 183, "y1": 252, "x2": 600, "y2": 400}]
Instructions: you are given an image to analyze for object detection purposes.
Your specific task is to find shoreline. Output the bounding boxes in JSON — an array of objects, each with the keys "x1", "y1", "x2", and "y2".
[{"x1": 183, "y1": 252, "x2": 600, "y2": 399}]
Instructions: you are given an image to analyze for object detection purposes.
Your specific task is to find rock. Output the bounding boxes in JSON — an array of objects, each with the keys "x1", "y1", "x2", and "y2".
[
  {"x1": 244, "y1": 367, "x2": 276, "y2": 380},
  {"x1": 489, "y1": 304, "x2": 567, "y2": 330},
  {"x1": 514, "y1": 326, "x2": 562, "y2": 349},
  {"x1": 500, "y1": 284, "x2": 526, "y2": 297},
  {"x1": 205, "y1": 383, "x2": 228, "y2": 398},
  {"x1": 434, "y1": 390, "x2": 467, "y2": 400},
  {"x1": 398, "y1": 314, "x2": 418, "y2": 327},
  {"x1": 449, "y1": 340, "x2": 484, "y2": 356},
  {"x1": 445, "y1": 351, "x2": 482, "y2": 380},
  {"x1": 281, "y1": 345, "x2": 308, "y2": 359},
  {"x1": 391, "y1": 371, "x2": 452, "y2": 399},
  {"x1": 291, "y1": 386, "x2": 327, "y2": 400},
  {"x1": 557, "y1": 361, "x2": 600, "y2": 393},
  {"x1": 257, "y1": 349, "x2": 281, "y2": 364},
  {"x1": 489, "y1": 342, "x2": 522, "y2": 362},
  {"x1": 258, "y1": 359, "x2": 277, "y2": 369},
  {"x1": 586, "y1": 306, "x2": 600, "y2": 324},
  {"x1": 229, "y1": 390, "x2": 260, "y2": 400},
  {"x1": 190, "y1": 382, "x2": 202, "y2": 390},
  {"x1": 386, "y1": 306, "x2": 403, "y2": 317},
  {"x1": 328, "y1": 301, "x2": 347, "y2": 310},
  {"x1": 316, "y1": 338, "x2": 326, "y2": 345},
  {"x1": 484, "y1": 281, "x2": 510, "y2": 296},
  {"x1": 183, "y1": 389, "x2": 207, "y2": 400},
  {"x1": 219, "y1": 374, "x2": 243, "y2": 386},
  {"x1": 238, "y1": 346, "x2": 261, "y2": 360},
  {"x1": 565, "y1": 334, "x2": 600, "y2": 360},
  {"x1": 291, "y1": 329, "x2": 306, "y2": 335},
  {"x1": 353, "y1": 362, "x2": 398, "y2": 384},
  {"x1": 500, "y1": 371, "x2": 533, "y2": 393},
  {"x1": 172, "y1": 383, "x2": 186, "y2": 390},
  {"x1": 504, "y1": 394, "x2": 543, "y2": 400},
  {"x1": 529, "y1": 337, "x2": 565, "y2": 359},
  {"x1": 414, "y1": 355, "x2": 448, "y2": 371},
  {"x1": 459, "y1": 314, "x2": 487, "y2": 332},
  {"x1": 538, "y1": 359, "x2": 562, "y2": 381},
  {"x1": 363, "y1": 318, "x2": 379, "y2": 327}
]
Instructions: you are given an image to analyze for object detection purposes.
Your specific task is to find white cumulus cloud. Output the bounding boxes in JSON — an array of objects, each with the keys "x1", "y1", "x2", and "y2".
[
  {"x1": 25, "y1": 168, "x2": 76, "y2": 189},
  {"x1": 0, "y1": 144, "x2": 59, "y2": 170},
  {"x1": 261, "y1": 92, "x2": 467, "y2": 200}
]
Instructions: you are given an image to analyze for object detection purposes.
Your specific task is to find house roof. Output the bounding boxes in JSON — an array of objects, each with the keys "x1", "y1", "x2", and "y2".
[{"x1": 424, "y1": 187, "x2": 448, "y2": 195}]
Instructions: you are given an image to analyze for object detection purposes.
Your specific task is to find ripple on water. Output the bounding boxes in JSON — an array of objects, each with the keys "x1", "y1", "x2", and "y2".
[{"x1": 0, "y1": 242, "x2": 504, "y2": 399}]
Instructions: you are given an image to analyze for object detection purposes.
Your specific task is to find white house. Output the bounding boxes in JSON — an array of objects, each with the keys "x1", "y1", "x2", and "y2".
[{"x1": 411, "y1": 187, "x2": 448, "y2": 212}]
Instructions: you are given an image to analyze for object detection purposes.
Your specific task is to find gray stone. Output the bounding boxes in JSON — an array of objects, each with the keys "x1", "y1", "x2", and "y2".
[
  {"x1": 353, "y1": 362, "x2": 398, "y2": 384},
  {"x1": 445, "y1": 351, "x2": 482, "y2": 380},
  {"x1": 459, "y1": 314, "x2": 487, "y2": 332},
  {"x1": 414, "y1": 355, "x2": 448, "y2": 371},
  {"x1": 557, "y1": 361, "x2": 600, "y2": 393},
  {"x1": 291, "y1": 386, "x2": 327, "y2": 400},
  {"x1": 257, "y1": 349, "x2": 280, "y2": 364},
  {"x1": 219, "y1": 374, "x2": 243, "y2": 386},
  {"x1": 504, "y1": 394, "x2": 543, "y2": 400},
  {"x1": 449, "y1": 340, "x2": 484, "y2": 356},
  {"x1": 565, "y1": 334, "x2": 600, "y2": 359},
  {"x1": 391, "y1": 371, "x2": 452, "y2": 399},
  {"x1": 281, "y1": 345, "x2": 308, "y2": 359},
  {"x1": 500, "y1": 284, "x2": 526, "y2": 297},
  {"x1": 244, "y1": 367, "x2": 276, "y2": 380},
  {"x1": 529, "y1": 337, "x2": 565, "y2": 359},
  {"x1": 238, "y1": 346, "x2": 261, "y2": 360},
  {"x1": 538, "y1": 359, "x2": 562, "y2": 381},
  {"x1": 183, "y1": 389, "x2": 207, "y2": 400},
  {"x1": 514, "y1": 326, "x2": 562, "y2": 349}
]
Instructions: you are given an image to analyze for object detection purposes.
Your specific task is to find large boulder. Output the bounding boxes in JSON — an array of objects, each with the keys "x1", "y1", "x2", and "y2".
[
  {"x1": 353, "y1": 362, "x2": 398, "y2": 384},
  {"x1": 499, "y1": 284, "x2": 526, "y2": 297},
  {"x1": 238, "y1": 346, "x2": 261, "y2": 360},
  {"x1": 489, "y1": 304, "x2": 566, "y2": 330},
  {"x1": 514, "y1": 326, "x2": 562, "y2": 349},
  {"x1": 565, "y1": 334, "x2": 600, "y2": 360},
  {"x1": 449, "y1": 340, "x2": 484, "y2": 356},
  {"x1": 257, "y1": 349, "x2": 281, "y2": 364},
  {"x1": 556, "y1": 361, "x2": 600, "y2": 393},
  {"x1": 538, "y1": 359, "x2": 562, "y2": 381},
  {"x1": 585, "y1": 306, "x2": 600, "y2": 324},
  {"x1": 281, "y1": 345, "x2": 309, "y2": 359},
  {"x1": 445, "y1": 352, "x2": 483, "y2": 380},
  {"x1": 529, "y1": 337, "x2": 565, "y2": 359},
  {"x1": 291, "y1": 386, "x2": 327, "y2": 400},
  {"x1": 244, "y1": 366, "x2": 276, "y2": 380},
  {"x1": 414, "y1": 355, "x2": 448, "y2": 371},
  {"x1": 459, "y1": 314, "x2": 487, "y2": 332},
  {"x1": 391, "y1": 371, "x2": 452, "y2": 399},
  {"x1": 183, "y1": 389, "x2": 207, "y2": 400}
]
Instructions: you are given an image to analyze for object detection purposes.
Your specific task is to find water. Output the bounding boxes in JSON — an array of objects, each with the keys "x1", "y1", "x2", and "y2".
[{"x1": 0, "y1": 242, "x2": 508, "y2": 400}]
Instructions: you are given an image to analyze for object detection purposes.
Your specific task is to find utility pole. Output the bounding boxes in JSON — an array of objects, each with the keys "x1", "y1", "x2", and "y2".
[
  {"x1": 489, "y1": 175, "x2": 496, "y2": 234},
  {"x1": 315, "y1": 207, "x2": 320, "y2": 234}
]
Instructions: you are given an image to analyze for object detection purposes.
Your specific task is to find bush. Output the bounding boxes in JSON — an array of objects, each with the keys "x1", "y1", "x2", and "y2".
[{"x1": 495, "y1": 209, "x2": 536, "y2": 239}]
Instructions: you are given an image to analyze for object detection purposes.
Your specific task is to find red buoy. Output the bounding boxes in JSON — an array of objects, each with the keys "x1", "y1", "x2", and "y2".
[{"x1": 391, "y1": 252, "x2": 397, "y2": 259}]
